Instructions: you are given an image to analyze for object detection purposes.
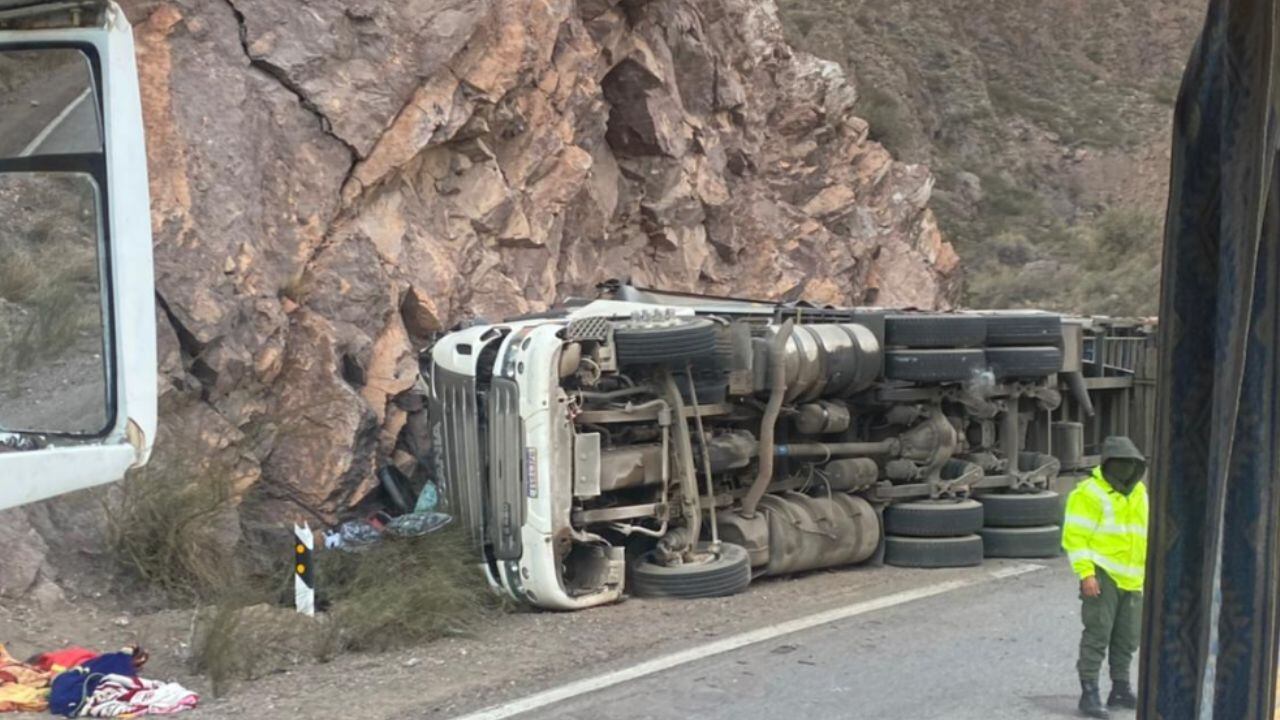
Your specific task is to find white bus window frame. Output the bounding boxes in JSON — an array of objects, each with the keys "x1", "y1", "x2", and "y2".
[{"x1": 0, "y1": 2, "x2": 156, "y2": 511}]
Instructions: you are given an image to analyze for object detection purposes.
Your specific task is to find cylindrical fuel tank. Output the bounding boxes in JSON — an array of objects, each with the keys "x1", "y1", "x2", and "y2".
[
  {"x1": 756, "y1": 492, "x2": 880, "y2": 575},
  {"x1": 831, "y1": 323, "x2": 881, "y2": 395},
  {"x1": 760, "y1": 323, "x2": 882, "y2": 401}
]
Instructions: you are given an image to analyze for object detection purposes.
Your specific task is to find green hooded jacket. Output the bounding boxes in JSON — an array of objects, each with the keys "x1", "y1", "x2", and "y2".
[{"x1": 1061, "y1": 436, "x2": 1150, "y2": 592}]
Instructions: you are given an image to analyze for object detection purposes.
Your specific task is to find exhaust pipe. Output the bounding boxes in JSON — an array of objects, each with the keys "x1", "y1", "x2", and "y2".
[
  {"x1": 1064, "y1": 370, "x2": 1095, "y2": 417},
  {"x1": 660, "y1": 369, "x2": 702, "y2": 557},
  {"x1": 741, "y1": 319, "x2": 794, "y2": 518}
]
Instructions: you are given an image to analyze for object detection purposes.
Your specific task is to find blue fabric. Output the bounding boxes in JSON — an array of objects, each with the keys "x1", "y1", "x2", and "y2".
[{"x1": 47, "y1": 653, "x2": 136, "y2": 717}]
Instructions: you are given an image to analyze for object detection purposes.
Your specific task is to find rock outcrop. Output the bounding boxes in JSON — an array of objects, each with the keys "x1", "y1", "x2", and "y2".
[{"x1": 60, "y1": 0, "x2": 957, "y2": 537}]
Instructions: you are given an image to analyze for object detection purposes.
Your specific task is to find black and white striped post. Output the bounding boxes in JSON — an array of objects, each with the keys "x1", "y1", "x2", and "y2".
[{"x1": 293, "y1": 522, "x2": 315, "y2": 617}]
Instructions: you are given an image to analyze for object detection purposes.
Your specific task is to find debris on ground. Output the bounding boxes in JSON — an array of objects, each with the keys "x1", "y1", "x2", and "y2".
[
  {"x1": 325, "y1": 476, "x2": 453, "y2": 551},
  {"x1": 0, "y1": 644, "x2": 50, "y2": 713},
  {"x1": 50, "y1": 647, "x2": 197, "y2": 717},
  {"x1": 2, "y1": 643, "x2": 198, "y2": 717}
]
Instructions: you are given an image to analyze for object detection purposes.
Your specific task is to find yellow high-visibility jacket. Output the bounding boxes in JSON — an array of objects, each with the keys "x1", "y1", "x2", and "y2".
[{"x1": 1061, "y1": 468, "x2": 1149, "y2": 592}]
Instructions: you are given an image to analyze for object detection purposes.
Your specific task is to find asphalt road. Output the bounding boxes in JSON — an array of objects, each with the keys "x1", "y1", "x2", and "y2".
[
  {"x1": 490, "y1": 562, "x2": 1132, "y2": 720},
  {"x1": 0, "y1": 53, "x2": 99, "y2": 157}
]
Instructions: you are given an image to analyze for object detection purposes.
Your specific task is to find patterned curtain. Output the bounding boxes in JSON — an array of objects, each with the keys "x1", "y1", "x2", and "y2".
[{"x1": 1142, "y1": 2, "x2": 1280, "y2": 718}]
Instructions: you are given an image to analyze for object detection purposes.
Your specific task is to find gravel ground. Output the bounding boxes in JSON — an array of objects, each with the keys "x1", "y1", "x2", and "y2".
[{"x1": 0, "y1": 559, "x2": 1064, "y2": 720}]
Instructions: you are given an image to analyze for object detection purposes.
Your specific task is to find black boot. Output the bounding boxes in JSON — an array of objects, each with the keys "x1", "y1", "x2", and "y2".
[
  {"x1": 1108, "y1": 680, "x2": 1138, "y2": 709},
  {"x1": 1079, "y1": 678, "x2": 1110, "y2": 718}
]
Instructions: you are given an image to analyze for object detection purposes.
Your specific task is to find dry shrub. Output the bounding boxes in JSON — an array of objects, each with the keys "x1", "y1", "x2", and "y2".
[
  {"x1": 857, "y1": 85, "x2": 916, "y2": 155},
  {"x1": 191, "y1": 602, "x2": 339, "y2": 697},
  {"x1": 105, "y1": 413, "x2": 259, "y2": 602},
  {"x1": 319, "y1": 528, "x2": 506, "y2": 652},
  {"x1": 110, "y1": 406, "x2": 503, "y2": 690},
  {"x1": 188, "y1": 528, "x2": 501, "y2": 696},
  {"x1": 0, "y1": 249, "x2": 40, "y2": 303},
  {"x1": 191, "y1": 602, "x2": 249, "y2": 697},
  {"x1": 106, "y1": 465, "x2": 243, "y2": 602}
]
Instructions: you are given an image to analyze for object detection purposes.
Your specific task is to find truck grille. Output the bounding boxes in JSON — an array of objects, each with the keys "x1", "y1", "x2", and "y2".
[
  {"x1": 432, "y1": 367, "x2": 486, "y2": 552},
  {"x1": 487, "y1": 378, "x2": 525, "y2": 560}
]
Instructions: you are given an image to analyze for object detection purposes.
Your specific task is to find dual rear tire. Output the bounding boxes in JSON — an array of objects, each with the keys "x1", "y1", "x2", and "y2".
[
  {"x1": 884, "y1": 499, "x2": 984, "y2": 568},
  {"x1": 977, "y1": 490, "x2": 1062, "y2": 559},
  {"x1": 883, "y1": 489, "x2": 1064, "y2": 565}
]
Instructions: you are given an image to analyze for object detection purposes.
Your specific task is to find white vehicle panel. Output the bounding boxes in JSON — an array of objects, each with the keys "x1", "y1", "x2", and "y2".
[{"x1": 0, "y1": 2, "x2": 157, "y2": 509}]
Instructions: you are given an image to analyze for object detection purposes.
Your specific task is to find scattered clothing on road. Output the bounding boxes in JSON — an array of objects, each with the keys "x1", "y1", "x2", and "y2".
[
  {"x1": 48, "y1": 647, "x2": 197, "y2": 717},
  {"x1": 77, "y1": 675, "x2": 198, "y2": 717},
  {"x1": 30, "y1": 647, "x2": 99, "y2": 674},
  {"x1": 0, "y1": 643, "x2": 52, "y2": 713}
]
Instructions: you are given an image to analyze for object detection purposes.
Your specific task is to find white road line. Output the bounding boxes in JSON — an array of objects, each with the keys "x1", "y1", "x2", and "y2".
[
  {"x1": 450, "y1": 562, "x2": 1046, "y2": 720},
  {"x1": 19, "y1": 87, "x2": 92, "y2": 157},
  {"x1": 990, "y1": 561, "x2": 1045, "y2": 579}
]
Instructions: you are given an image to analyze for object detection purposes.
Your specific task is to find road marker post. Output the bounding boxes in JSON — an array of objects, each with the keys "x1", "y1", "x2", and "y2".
[{"x1": 293, "y1": 522, "x2": 315, "y2": 617}]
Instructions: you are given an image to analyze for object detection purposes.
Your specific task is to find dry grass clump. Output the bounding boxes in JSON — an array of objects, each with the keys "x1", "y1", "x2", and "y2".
[
  {"x1": 187, "y1": 528, "x2": 503, "y2": 696},
  {"x1": 319, "y1": 528, "x2": 506, "y2": 652},
  {"x1": 0, "y1": 174, "x2": 103, "y2": 375},
  {"x1": 106, "y1": 446, "x2": 246, "y2": 602},
  {"x1": 110, "y1": 420, "x2": 503, "y2": 693}
]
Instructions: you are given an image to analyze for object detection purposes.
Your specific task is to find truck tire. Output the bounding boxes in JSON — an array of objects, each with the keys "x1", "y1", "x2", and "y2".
[
  {"x1": 631, "y1": 542, "x2": 752, "y2": 599},
  {"x1": 613, "y1": 317, "x2": 718, "y2": 367},
  {"x1": 985, "y1": 346, "x2": 1063, "y2": 378},
  {"x1": 978, "y1": 490, "x2": 1062, "y2": 527},
  {"x1": 884, "y1": 349, "x2": 985, "y2": 383},
  {"x1": 983, "y1": 314, "x2": 1062, "y2": 346},
  {"x1": 884, "y1": 499, "x2": 984, "y2": 537},
  {"x1": 979, "y1": 525, "x2": 1062, "y2": 558},
  {"x1": 884, "y1": 535, "x2": 984, "y2": 568},
  {"x1": 884, "y1": 314, "x2": 987, "y2": 349}
]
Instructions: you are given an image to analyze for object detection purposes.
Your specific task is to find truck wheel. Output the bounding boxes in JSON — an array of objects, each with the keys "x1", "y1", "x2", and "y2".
[
  {"x1": 613, "y1": 317, "x2": 718, "y2": 367},
  {"x1": 979, "y1": 525, "x2": 1062, "y2": 558},
  {"x1": 884, "y1": 349, "x2": 985, "y2": 383},
  {"x1": 985, "y1": 346, "x2": 1063, "y2": 378},
  {"x1": 983, "y1": 314, "x2": 1062, "y2": 346},
  {"x1": 631, "y1": 542, "x2": 752, "y2": 599},
  {"x1": 978, "y1": 490, "x2": 1062, "y2": 527},
  {"x1": 884, "y1": 535, "x2": 984, "y2": 568},
  {"x1": 884, "y1": 499, "x2": 984, "y2": 537},
  {"x1": 884, "y1": 314, "x2": 987, "y2": 349}
]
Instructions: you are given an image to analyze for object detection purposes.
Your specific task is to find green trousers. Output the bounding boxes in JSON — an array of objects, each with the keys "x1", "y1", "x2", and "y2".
[{"x1": 1077, "y1": 568, "x2": 1142, "y2": 682}]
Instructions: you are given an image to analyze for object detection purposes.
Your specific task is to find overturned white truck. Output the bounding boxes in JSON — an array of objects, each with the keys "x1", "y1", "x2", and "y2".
[{"x1": 427, "y1": 282, "x2": 1155, "y2": 610}]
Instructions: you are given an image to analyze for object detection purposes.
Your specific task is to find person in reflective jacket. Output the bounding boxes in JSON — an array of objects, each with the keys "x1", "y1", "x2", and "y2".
[{"x1": 1062, "y1": 436, "x2": 1148, "y2": 718}]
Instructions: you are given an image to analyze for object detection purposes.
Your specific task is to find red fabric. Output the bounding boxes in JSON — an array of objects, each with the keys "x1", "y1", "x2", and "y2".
[{"x1": 30, "y1": 648, "x2": 98, "y2": 673}]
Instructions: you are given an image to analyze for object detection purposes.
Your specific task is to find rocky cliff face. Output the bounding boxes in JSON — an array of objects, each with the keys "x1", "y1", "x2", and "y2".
[
  {"x1": 131, "y1": 0, "x2": 957, "y2": 521},
  {"x1": 3, "y1": 0, "x2": 959, "y2": 595}
]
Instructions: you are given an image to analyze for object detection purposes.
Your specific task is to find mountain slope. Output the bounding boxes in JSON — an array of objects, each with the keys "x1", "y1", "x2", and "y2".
[{"x1": 778, "y1": 0, "x2": 1205, "y2": 315}]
